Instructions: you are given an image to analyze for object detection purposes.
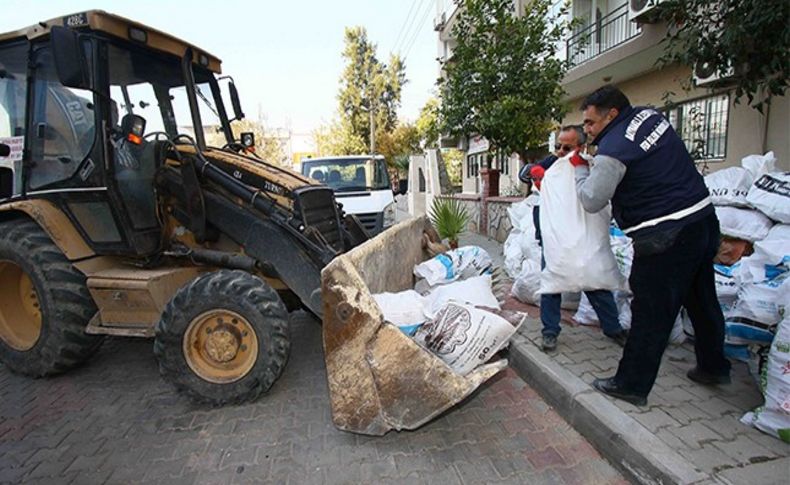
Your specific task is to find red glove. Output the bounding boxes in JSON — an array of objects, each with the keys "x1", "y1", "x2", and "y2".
[
  {"x1": 530, "y1": 165, "x2": 545, "y2": 190},
  {"x1": 569, "y1": 150, "x2": 588, "y2": 167}
]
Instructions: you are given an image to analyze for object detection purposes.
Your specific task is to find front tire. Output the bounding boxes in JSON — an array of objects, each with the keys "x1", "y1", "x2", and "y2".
[
  {"x1": 154, "y1": 270, "x2": 290, "y2": 405},
  {"x1": 0, "y1": 219, "x2": 102, "y2": 376}
]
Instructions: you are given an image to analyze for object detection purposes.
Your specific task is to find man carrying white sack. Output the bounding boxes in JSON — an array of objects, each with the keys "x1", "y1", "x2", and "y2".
[
  {"x1": 573, "y1": 85, "x2": 730, "y2": 406},
  {"x1": 519, "y1": 126, "x2": 627, "y2": 352}
]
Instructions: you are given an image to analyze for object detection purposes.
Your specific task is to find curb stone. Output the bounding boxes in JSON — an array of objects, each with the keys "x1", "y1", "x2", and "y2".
[{"x1": 508, "y1": 332, "x2": 708, "y2": 485}]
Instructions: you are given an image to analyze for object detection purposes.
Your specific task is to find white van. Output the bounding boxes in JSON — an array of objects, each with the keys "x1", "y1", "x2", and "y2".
[{"x1": 301, "y1": 155, "x2": 396, "y2": 235}]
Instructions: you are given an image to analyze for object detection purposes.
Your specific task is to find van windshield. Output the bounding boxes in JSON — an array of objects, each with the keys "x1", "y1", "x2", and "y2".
[{"x1": 302, "y1": 157, "x2": 390, "y2": 192}]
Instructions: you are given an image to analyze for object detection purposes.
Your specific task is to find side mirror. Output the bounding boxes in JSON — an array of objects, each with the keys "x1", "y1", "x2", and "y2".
[
  {"x1": 228, "y1": 82, "x2": 245, "y2": 121},
  {"x1": 0, "y1": 143, "x2": 10, "y2": 158},
  {"x1": 50, "y1": 26, "x2": 91, "y2": 90}
]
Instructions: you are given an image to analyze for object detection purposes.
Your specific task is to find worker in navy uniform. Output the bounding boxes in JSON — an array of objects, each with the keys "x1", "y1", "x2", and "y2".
[{"x1": 570, "y1": 85, "x2": 730, "y2": 406}]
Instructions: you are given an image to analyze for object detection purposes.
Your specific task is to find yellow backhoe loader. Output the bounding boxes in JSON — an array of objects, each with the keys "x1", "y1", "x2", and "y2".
[{"x1": 0, "y1": 11, "x2": 507, "y2": 435}]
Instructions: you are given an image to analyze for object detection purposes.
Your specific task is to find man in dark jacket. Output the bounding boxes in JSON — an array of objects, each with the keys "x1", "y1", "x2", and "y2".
[
  {"x1": 519, "y1": 126, "x2": 626, "y2": 352},
  {"x1": 571, "y1": 85, "x2": 730, "y2": 406}
]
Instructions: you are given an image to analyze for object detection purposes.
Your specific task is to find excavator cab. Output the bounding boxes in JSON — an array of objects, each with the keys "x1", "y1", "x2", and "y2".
[{"x1": 0, "y1": 11, "x2": 508, "y2": 435}]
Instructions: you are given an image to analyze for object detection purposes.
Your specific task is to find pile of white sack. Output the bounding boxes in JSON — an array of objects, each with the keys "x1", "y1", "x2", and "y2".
[
  {"x1": 702, "y1": 151, "x2": 790, "y2": 442},
  {"x1": 372, "y1": 246, "x2": 523, "y2": 376}
]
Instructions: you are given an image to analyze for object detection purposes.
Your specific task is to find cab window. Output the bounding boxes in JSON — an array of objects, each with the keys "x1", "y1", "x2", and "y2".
[
  {"x1": 27, "y1": 46, "x2": 96, "y2": 190},
  {"x1": 0, "y1": 42, "x2": 27, "y2": 198}
]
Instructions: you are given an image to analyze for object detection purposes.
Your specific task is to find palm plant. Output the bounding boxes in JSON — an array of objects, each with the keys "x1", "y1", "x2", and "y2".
[{"x1": 429, "y1": 197, "x2": 470, "y2": 249}]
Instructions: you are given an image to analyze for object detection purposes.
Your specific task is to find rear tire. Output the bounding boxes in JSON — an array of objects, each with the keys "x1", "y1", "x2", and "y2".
[
  {"x1": 154, "y1": 270, "x2": 290, "y2": 405},
  {"x1": 0, "y1": 219, "x2": 102, "y2": 376}
]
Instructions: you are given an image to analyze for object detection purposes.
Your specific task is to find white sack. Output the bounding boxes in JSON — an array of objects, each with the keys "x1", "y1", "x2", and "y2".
[
  {"x1": 503, "y1": 229, "x2": 525, "y2": 278},
  {"x1": 539, "y1": 156, "x2": 623, "y2": 293},
  {"x1": 765, "y1": 224, "x2": 790, "y2": 242},
  {"x1": 414, "y1": 246, "x2": 492, "y2": 287},
  {"x1": 424, "y1": 275, "x2": 500, "y2": 317},
  {"x1": 511, "y1": 259, "x2": 541, "y2": 305},
  {"x1": 573, "y1": 294, "x2": 597, "y2": 326},
  {"x1": 730, "y1": 242, "x2": 790, "y2": 329},
  {"x1": 413, "y1": 302, "x2": 520, "y2": 375},
  {"x1": 741, "y1": 316, "x2": 790, "y2": 443},
  {"x1": 747, "y1": 172, "x2": 790, "y2": 223},
  {"x1": 507, "y1": 194, "x2": 539, "y2": 232},
  {"x1": 372, "y1": 290, "x2": 427, "y2": 335},
  {"x1": 715, "y1": 206, "x2": 773, "y2": 242},
  {"x1": 714, "y1": 264, "x2": 739, "y2": 306},
  {"x1": 705, "y1": 167, "x2": 753, "y2": 207},
  {"x1": 741, "y1": 151, "x2": 777, "y2": 180}
]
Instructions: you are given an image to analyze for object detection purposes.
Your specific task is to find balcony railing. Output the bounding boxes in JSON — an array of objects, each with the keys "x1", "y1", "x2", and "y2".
[{"x1": 566, "y1": 4, "x2": 641, "y2": 68}]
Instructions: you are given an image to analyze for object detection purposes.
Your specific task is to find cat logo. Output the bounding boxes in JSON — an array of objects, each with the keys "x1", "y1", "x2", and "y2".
[{"x1": 233, "y1": 170, "x2": 243, "y2": 180}]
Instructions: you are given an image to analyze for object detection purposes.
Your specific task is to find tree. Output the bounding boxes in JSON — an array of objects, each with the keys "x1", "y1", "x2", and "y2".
[
  {"x1": 658, "y1": 0, "x2": 789, "y2": 112},
  {"x1": 416, "y1": 97, "x2": 441, "y2": 149},
  {"x1": 439, "y1": 0, "x2": 571, "y2": 162},
  {"x1": 337, "y1": 26, "x2": 407, "y2": 152},
  {"x1": 206, "y1": 118, "x2": 287, "y2": 165},
  {"x1": 377, "y1": 123, "x2": 421, "y2": 164},
  {"x1": 312, "y1": 118, "x2": 367, "y2": 156}
]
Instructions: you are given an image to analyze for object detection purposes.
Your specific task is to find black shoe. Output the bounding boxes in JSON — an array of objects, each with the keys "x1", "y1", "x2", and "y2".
[
  {"x1": 687, "y1": 367, "x2": 731, "y2": 385},
  {"x1": 541, "y1": 335, "x2": 557, "y2": 352},
  {"x1": 605, "y1": 330, "x2": 628, "y2": 347},
  {"x1": 592, "y1": 377, "x2": 647, "y2": 406}
]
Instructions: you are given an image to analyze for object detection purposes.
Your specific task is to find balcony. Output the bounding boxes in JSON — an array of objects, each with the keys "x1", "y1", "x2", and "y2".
[{"x1": 566, "y1": 4, "x2": 640, "y2": 68}]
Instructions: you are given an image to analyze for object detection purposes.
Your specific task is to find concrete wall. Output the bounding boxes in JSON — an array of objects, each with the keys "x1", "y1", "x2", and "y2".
[{"x1": 563, "y1": 64, "x2": 790, "y2": 171}]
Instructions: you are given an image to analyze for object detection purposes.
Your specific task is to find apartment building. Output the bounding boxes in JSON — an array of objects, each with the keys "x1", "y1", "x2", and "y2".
[{"x1": 435, "y1": 0, "x2": 789, "y2": 197}]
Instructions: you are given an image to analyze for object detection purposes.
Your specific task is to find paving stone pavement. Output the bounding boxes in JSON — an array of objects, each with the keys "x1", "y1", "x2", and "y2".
[
  {"x1": 0, "y1": 311, "x2": 626, "y2": 485},
  {"x1": 460, "y1": 232, "x2": 790, "y2": 483}
]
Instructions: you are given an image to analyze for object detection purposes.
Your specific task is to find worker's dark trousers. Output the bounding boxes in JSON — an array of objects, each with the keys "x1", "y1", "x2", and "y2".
[{"x1": 614, "y1": 212, "x2": 730, "y2": 397}]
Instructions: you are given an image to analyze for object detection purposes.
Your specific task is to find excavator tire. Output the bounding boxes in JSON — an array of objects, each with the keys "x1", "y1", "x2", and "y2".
[
  {"x1": 154, "y1": 270, "x2": 290, "y2": 405},
  {"x1": 0, "y1": 219, "x2": 102, "y2": 376}
]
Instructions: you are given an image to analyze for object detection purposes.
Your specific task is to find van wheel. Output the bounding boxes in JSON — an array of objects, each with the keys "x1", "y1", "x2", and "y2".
[
  {"x1": 154, "y1": 270, "x2": 290, "y2": 405},
  {"x1": 0, "y1": 220, "x2": 102, "y2": 376}
]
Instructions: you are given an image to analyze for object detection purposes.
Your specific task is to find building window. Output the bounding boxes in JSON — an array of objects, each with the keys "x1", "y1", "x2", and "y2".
[
  {"x1": 466, "y1": 154, "x2": 480, "y2": 177},
  {"x1": 665, "y1": 94, "x2": 729, "y2": 160}
]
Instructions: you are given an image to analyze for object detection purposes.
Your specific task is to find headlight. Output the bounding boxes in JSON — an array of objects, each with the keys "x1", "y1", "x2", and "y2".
[{"x1": 383, "y1": 202, "x2": 396, "y2": 228}]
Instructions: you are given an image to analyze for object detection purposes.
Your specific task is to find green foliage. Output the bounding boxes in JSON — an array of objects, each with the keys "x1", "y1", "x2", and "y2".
[
  {"x1": 658, "y1": 0, "x2": 790, "y2": 111},
  {"x1": 439, "y1": 0, "x2": 571, "y2": 162},
  {"x1": 442, "y1": 149, "x2": 463, "y2": 187},
  {"x1": 377, "y1": 123, "x2": 421, "y2": 168},
  {"x1": 338, "y1": 26, "x2": 407, "y2": 150},
  {"x1": 311, "y1": 117, "x2": 367, "y2": 156},
  {"x1": 429, "y1": 197, "x2": 470, "y2": 243},
  {"x1": 416, "y1": 97, "x2": 441, "y2": 148}
]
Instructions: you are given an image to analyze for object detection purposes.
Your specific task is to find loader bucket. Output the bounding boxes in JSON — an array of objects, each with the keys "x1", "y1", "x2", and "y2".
[{"x1": 321, "y1": 216, "x2": 508, "y2": 435}]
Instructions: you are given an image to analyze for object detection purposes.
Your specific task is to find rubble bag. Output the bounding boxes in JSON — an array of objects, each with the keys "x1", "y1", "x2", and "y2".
[
  {"x1": 741, "y1": 151, "x2": 777, "y2": 181},
  {"x1": 412, "y1": 302, "x2": 520, "y2": 375},
  {"x1": 538, "y1": 155, "x2": 623, "y2": 293},
  {"x1": 741, "y1": 316, "x2": 790, "y2": 443},
  {"x1": 746, "y1": 172, "x2": 790, "y2": 223},
  {"x1": 715, "y1": 206, "x2": 773, "y2": 242},
  {"x1": 704, "y1": 167, "x2": 753, "y2": 207}
]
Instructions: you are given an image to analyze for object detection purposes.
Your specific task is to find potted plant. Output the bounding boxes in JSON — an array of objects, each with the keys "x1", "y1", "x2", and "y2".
[{"x1": 429, "y1": 197, "x2": 470, "y2": 249}]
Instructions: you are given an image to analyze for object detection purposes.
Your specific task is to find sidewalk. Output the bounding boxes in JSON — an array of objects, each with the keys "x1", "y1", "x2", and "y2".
[{"x1": 460, "y1": 232, "x2": 790, "y2": 484}]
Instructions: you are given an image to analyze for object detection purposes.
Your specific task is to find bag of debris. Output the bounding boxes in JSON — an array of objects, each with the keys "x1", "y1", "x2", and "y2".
[
  {"x1": 413, "y1": 302, "x2": 521, "y2": 375},
  {"x1": 503, "y1": 229, "x2": 525, "y2": 278},
  {"x1": 741, "y1": 152, "x2": 777, "y2": 181},
  {"x1": 507, "y1": 194, "x2": 539, "y2": 233},
  {"x1": 539, "y1": 155, "x2": 624, "y2": 293},
  {"x1": 414, "y1": 245, "x2": 492, "y2": 288},
  {"x1": 573, "y1": 291, "x2": 633, "y2": 330},
  {"x1": 705, "y1": 167, "x2": 753, "y2": 207},
  {"x1": 741, "y1": 316, "x2": 790, "y2": 443},
  {"x1": 747, "y1": 172, "x2": 790, "y2": 223},
  {"x1": 727, "y1": 241, "x2": 789, "y2": 344},
  {"x1": 715, "y1": 206, "x2": 773, "y2": 242},
  {"x1": 511, "y1": 259, "x2": 541, "y2": 305},
  {"x1": 423, "y1": 274, "x2": 500, "y2": 317},
  {"x1": 714, "y1": 263, "x2": 740, "y2": 312},
  {"x1": 372, "y1": 290, "x2": 427, "y2": 336}
]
